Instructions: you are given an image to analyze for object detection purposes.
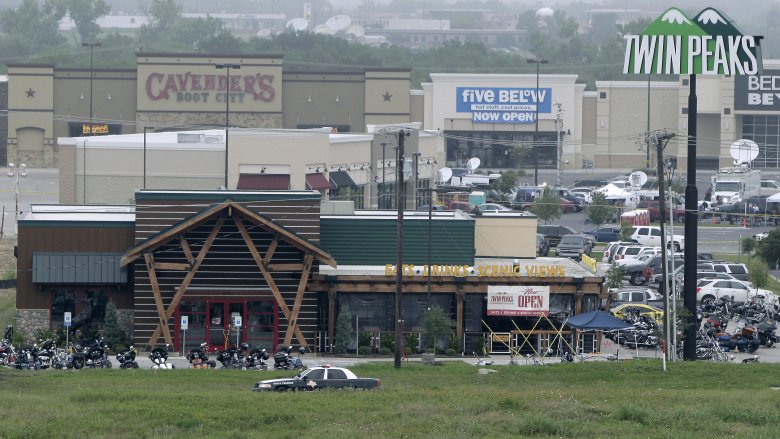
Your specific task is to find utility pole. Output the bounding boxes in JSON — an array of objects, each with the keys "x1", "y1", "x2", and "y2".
[
  {"x1": 528, "y1": 58, "x2": 547, "y2": 185},
  {"x1": 215, "y1": 63, "x2": 241, "y2": 189},
  {"x1": 554, "y1": 101, "x2": 563, "y2": 188},
  {"x1": 683, "y1": 75, "x2": 698, "y2": 361},
  {"x1": 650, "y1": 130, "x2": 675, "y2": 366},
  {"x1": 394, "y1": 129, "x2": 409, "y2": 368}
]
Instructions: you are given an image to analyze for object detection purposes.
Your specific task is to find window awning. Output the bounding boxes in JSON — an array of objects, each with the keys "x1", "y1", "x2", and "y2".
[
  {"x1": 329, "y1": 170, "x2": 356, "y2": 188},
  {"x1": 237, "y1": 174, "x2": 290, "y2": 190},
  {"x1": 33, "y1": 252, "x2": 127, "y2": 284},
  {"x1": 347, "y1": 168, "x2": 370, "y2": 186},
  {"x1": 306, "y1": 173, "x2": 332, "y2": 191}
]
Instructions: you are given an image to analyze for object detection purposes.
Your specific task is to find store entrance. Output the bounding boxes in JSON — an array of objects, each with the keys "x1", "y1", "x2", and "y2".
[{"x1": 176, "y1": 299, "x2": 277, "y2": 353}]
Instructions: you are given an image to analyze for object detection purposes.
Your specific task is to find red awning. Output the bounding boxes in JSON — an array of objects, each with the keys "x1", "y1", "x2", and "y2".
[
  {"x1": 237, "y1": 174, "x2": 290, "y2": 190},
  {"x1": 306, "y1": 173, "x2": 332, "y2": 191}
]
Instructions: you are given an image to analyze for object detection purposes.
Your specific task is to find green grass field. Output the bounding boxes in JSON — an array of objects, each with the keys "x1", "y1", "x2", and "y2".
[{"x1": 1, "y1": 361, "x2": 779, "y2": 438}]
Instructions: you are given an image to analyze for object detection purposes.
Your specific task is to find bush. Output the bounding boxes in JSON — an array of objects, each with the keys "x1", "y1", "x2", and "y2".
[
  {"x1": 749, "y1": 258, "x2": 769, "y2": 288},
  {"x1": 445, "y1": 348, "x2": 456, "y2": 356},
  {"x1": 103, "y1": 301, "x2": 128, "y2": 349},
  {"x1": 358, "y1": 346, "x2": 371, "y2": 356},
  {"x1": 405, "y1": 333, "x2": 419, "y2": 353},
  {"x1": 12, "y1": 328, "x2": 26, "y2": 346},
  {"x1": 471, "y1": 335, "x2": 486, "y2": 356},
  {"x1": 379, "y1": 347, "x2": 391, "y2": 355},
  {"x1": 334, "y1": 304, "x2": 353, "y2": 354},
  {"x1": 380, "y1": 335, "x2": 395, "y2": 353},
  {"x1": 34, "y1": 328, "x2": 54, "y2": 343}
]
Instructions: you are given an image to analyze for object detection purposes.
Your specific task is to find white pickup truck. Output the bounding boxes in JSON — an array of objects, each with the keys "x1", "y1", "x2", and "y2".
[{"x1": 630, "y1": 226, "x2": 684, "y2": 251}]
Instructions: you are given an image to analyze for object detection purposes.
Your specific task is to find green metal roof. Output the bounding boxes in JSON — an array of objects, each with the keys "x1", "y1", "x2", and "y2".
[{"x1": 320, "y1": 216, "x2": 475, "y2": 266}]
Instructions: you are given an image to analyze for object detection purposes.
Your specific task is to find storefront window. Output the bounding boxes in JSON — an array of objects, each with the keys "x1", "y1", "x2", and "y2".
[
  {"x1": 51, "y1": 289, "x2": 76, "y2": 329},
  {"x1": 338, "y1": 293, "x2": 394, "y2": 331},
  {"x1": 742, "y1": 115, "x2": 780, "y2": 168},
  {"x1": 401, "y1": 293, "x2": 454, "y2": 330},
  {"x1": 329, "y1": 185, "x2": 365, "y2": 209},
  {"x1": 445, "y1": 131, "x2": 556, "y2": 169}
]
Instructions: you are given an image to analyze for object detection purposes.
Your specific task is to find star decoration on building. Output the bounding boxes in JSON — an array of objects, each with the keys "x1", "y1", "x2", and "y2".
[
  {"x1": 25, "y1": 88, "x2": 35, "y2": 98},
  {"x1": 382, "y1": 91, "x2": 392, "y2": 102}
]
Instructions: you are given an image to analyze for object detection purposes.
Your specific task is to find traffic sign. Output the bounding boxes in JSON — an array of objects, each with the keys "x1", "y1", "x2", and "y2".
[
  {"x1": 64, "y1": 312, "x2": 72, "y2": 327},
  {"x1": 232, "y1": 315, "x2": 242, "y2": 327},
  {"x1": 180, "y1": 315, "x2": 189, "y2": 331}
]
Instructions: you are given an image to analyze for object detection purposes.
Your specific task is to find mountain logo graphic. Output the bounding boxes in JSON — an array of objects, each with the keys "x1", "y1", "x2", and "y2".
[{"x1": 623, "y1": 7, "x2": 763, "y2": 76}]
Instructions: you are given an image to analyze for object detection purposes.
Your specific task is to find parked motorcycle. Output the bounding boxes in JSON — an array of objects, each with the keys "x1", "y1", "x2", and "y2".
[
  {"x1": 186, "y1": 342, "x2": 216, "y2": 369},
  {"x1": 0, "y1": 325, "x2": 16, "y2": 367},
  {"x1": 149, "y1": 344, "x2": 174, "y2": 369},
  {"x1": 71, "y1": 336, "x2": 112, "y2": 369},
  {"x1": 273, "y1": 346, "x2": 304, "y2": 370},
  {"x1": 216, "y1": 345, "x2": 243, "y2": 369},
  {"x1": 116, "y1": 345, "x2": 139, "y2": 369},
  {"x1": 244, "y1": 347, "x2": 269, "y2": 370},
  {"x1": 756, "y1": 318, "x2": 777, "y2": 347}
]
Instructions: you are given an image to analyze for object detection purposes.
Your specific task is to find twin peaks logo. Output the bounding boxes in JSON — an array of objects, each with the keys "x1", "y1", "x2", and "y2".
[{"x1": 623, "y1": 7, "x2": 763, "y2": 76}]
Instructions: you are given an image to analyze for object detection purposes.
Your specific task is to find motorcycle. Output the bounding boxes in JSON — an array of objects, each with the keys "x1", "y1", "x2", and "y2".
[
  {"x1": 244, "y1": 347, "x2": 269, "y2": 370},
  {"x1": 71, "y1": 336, "x2": 112, "y2": 369},
  {"x1": 273, "y1": 346, "x2": 304, "y2": 370},
  {"x1": 186, "y1": 342, "x2": 216, "y2": 369},
  {"x1": 116, "y1": 345, "x2": 139, "y2": 369},
  {"x1": 0, "y1": 325, "x2": 16, "y2": 367},
  {"x1": 15, "y1": 339, "x2": 55, "y2": 370},
  {"x1": 149, "y1": 344, "x2": 175, "y2": 369},
  {"x1": 216, "y1": 345, "x2": 243, "y2": 369},
  {"x1": 756, "y1": 318, "x2": 777, "y2": 347}
]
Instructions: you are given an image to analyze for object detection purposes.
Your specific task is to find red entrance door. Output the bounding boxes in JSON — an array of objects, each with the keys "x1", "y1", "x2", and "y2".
[{"x1": 176, "y1": 299, "x2": 277, "y2": 353}]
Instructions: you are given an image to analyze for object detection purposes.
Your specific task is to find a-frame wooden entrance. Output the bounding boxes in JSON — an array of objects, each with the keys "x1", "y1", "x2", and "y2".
[{"x1": 121, "y1": 200, "x2": 335, "y2": 349}]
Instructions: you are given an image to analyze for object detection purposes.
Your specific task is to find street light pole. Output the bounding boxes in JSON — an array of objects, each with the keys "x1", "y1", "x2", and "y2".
[
  {"x1": 528, "y1": 58, "x2": 547, "y2": 186},
  {"x1": 82, "y1": 43, "x2": 101, "y2": 128},
  {"x1": 143, "y1": 126, "x2": 155, "y2": 189},
  {"x1": 381, "y1": 142, "x2": 387, "y2": 208},
  {"x1": 216, "y1": 63, "x2": 241, "y2": 189}
]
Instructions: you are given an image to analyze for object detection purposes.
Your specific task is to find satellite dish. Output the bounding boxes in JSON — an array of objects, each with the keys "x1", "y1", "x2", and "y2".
[
  {"x1": 314, "y1": 24, "x2": 335, "y2": 35},
  {"x1": 437, "y1": 167, "x2": 453, "y2": 184},
  {"x1": 466, "y1": 157, "x2": 481, "y2": 172},
  {"x1": 286, "y1": 18, "x2": 309, "y2": 31},
  {"x1": 629, "y1": 171, "x2": 648, "y2": 187},
  {"x1": 326, "y1": 14, "x2": 352, "y2": 31},
  {"x1": 730, "y1": 139, "x2": 759, "y2": 165}
]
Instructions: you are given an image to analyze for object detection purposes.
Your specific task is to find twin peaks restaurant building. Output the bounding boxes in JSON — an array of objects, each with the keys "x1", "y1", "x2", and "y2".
[{"x1": 17, "y1": 190, "x2": 605, "y2": 355}]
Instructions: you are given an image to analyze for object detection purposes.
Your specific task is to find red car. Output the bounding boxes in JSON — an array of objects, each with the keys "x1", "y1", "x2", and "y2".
[{"x1": 560, "y1": 198, "x2": 575, "y2": 213}]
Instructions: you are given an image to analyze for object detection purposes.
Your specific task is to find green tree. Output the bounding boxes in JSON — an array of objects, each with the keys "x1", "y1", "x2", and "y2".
[
  {"x1": 0, "y1": 0, "x2": 66, "y2": 58},
  {"x1": 587, "y1": 191, "x2": 613, "y2": 228},
  {"x1": 605, "y1": 263, "x2": 625, "y2": 289},
  {"x1": 530, "y1": 192, "x2": 562, "y2": 224},
  {"x1": 61, "y1": 0, "x2": 110, "y2": 44},
  {"x1": 748, "y1": 258, "x2": 769, "y2": 289},
  {"x1": 490, "y1": 170, "x2": 517, "y2": 194},
  {"x1": 334, "y1": 304, "x2": 353, "y2": 354},
  {"x1": 741, "y1": 236, "x2": 757, "y2": 260},
  {"x1": 102, "y1": 301, "x2": 127, "y2": 350},
  {"x1": 756, "y1": 229, "x2": 780, "y2": 269},
  {"x1": 619, "y1": 223, "x2": 634, "y2": 241},
  {"x1": 419, "y1": 306, "x2": 454, "y2": 356}
]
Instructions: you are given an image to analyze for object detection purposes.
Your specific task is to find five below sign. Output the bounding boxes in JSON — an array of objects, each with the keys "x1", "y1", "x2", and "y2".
[
  {"x1": 623, "y1": 7, "x2": 762, "y2": 75},
  {"x1": 487, "y1": 285, "x2": 549, "y2": 317}
]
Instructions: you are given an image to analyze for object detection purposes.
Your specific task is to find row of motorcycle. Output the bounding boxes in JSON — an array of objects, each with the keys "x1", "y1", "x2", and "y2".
[
  {"x1": 700, "y1": 295, "x2": 777, "y2": 355},
  {"x1": 0, "y1": 326, "x2": 305, "y2": 371}
]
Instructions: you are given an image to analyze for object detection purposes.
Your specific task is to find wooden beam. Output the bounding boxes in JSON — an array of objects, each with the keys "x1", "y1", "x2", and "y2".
[
  {"x1": 153, "y1": 262, "x2": 191, "y2": 271},
  {"x1": 283, "y1": 253, "x2": 314, "y2": 346},
  {"x1": 268, "y1": 263, "x2": 304, "y2": 271},
  {"x1": 144, "y1": 253, "x2": 173, "y2": 346},
  {"x1": 232, "y1": 213, "x2": 308, "y2": 347},
  {"x1": 180, "y1": 234, "x2": 194, "y2": 265},
  {"x1": 146, "y1": 215, "x2": 225, "y2": 348},
  {"x1": 263, "y1": 237, "x2": 278, "y2": 265}
]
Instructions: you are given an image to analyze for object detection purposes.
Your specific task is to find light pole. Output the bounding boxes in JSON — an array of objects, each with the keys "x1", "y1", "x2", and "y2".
[
  {"x1": 82, "y1": 42, "x2": 101, "y2": 130},
  {"x1": 412, "y1": 152, "x2": 421, "y2": 209},
  {"x1": 381, "y1": 142, "x2": 387, "y2": 208},
  {"x1": 554, "y1": 101, "x2": 563, "y2": 187},
  {"x1": 7, "y1": 163, "x2": 27, "y2": 236},
  {"x1": 143, "y1": 126, "x2": 155, "y2": 189},
  {"x1": 527, "y1": 58, "x2": 547, "y2": 186},
  {"x1": 216, "y1": 63, "x2": 241, "y2": 189}
]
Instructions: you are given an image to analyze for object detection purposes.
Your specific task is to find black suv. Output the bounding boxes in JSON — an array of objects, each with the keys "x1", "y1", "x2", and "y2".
[{"x1": 538, "y1": 225, "x2": 577, "y2": 247}]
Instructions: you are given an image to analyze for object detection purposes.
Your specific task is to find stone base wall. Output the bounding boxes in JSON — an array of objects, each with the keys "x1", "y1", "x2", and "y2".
[{"x1": 15, "y1": 309, "x2": 50, "y2": 343}]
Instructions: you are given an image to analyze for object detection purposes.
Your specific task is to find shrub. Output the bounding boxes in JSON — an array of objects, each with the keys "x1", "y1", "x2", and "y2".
[
  {"x1": 34, "y1": 328, "x2": 54, "y2": 343},
  {"x1": 405, "y1": 333, "x2": 419, "y2": 353},
  {"x1": 358, "y1": 346, "x2": 371, "y2": 356},
  {"x1": 445, "y1": 348, "x2": 456, "y2": 356},
  {"x1": 359, "y1": 332, "x2": 372, "y2": 352},
  {"x1": 748, "y1": 258, "x2": 769, "y2": 288},
  {"x1": 103, "y1": 301, "x2": 128, "y2": 349},
  {"x1": 334, "y1": 304, "x2": 353, "y2": 354},
  {"x1": 471, "y1": 335, "x2": 486, "y2": 356},
  {"x1": 379, "y1": 347, "x2": 391, "y2": 355}
]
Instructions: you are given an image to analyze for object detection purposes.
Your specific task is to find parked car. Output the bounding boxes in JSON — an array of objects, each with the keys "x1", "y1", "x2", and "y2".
[
  {"x1": 709, "y1": 262, "x2": 749, "y2": 281},
  {"x1": 536, "y1": 234, "x2": 550, "y2": 257},
  {"x1": 609, "y1": 288, "x2": 663, "y2": 308},
  {"x1": 630, "y1": 226, "x2": 685, "y2": 251},
  {"x1": 622, "y1": 254, "x2": 685, "y2": 286},
  {"x1": 760, "y1": 179, "x2": 780, "y2": 197},
  {"x1": 611, "y1": 303, "x2": 664, "y2": 324},
  {"x1": 602, "y1": 241, "x2": 638, "y2": 263},
  {"x1": 479, "y1": 203, "x2": 512, "y2": 213},
  {"x1": 538, "y1": 225, "x2": 577, "y2": 247},
  {"x1": 586, "y1": 226, "x2": 621, "y2": 243},
  {"x1": 695, "y1": 279, "x2": 772, "y2": 304},
  {"x1": 570, "y1": 187, "x2": 594, "y2": 204},
  {"x1": 252, "y1": 366, "x2": 381, "y2": 392},
  {"x1": 416, "y1": 204, "x2": 447, "y2": 212},
  {"x1": 555, "y1": 234, "x2": 592, "y2": 259}
]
